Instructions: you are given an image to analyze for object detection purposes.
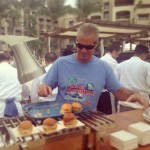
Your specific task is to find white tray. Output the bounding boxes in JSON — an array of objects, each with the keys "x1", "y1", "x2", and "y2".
[
  {"x1": 36, "y1": 123, "x2": 65, "y2": 135},
  {"x1": 59, "y1": 119, "x2": 85, "y2": 128},
  {"x1": 9, "y1": 125, "x2": 40, "y2": 138},
  {"x1": 119, "y1": 101, "x2": 143, "y2": 109}
]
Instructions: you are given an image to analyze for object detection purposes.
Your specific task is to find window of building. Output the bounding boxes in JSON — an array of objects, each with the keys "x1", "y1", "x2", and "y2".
[
  {"x1": 116, "y1": 11, "x2": 130, "y2": 19},
  {"x1": 46, "y1": 19, "x2": 51, "y2": 26},
  {"x1": 138, "y1": 14, "x2": 149, "y2": 20},
  {"x1": 91, "y1": 15, "x2": 101, "y2": 21},
  {"x1": 104, "y1": 2, "x2": 110, "y2": 9},
  {"x1": 39, "y1": 18, "x2": 44, "y2": 25},
  {"x1": 104, "y1": 11, "x2": 110, "y2": 19},
  {"x1": 115, "y1": 0, "x2": 134, "y2": 6},
  {"x1": 15, "y1": 29, "x2": 21, "y2": 35}
]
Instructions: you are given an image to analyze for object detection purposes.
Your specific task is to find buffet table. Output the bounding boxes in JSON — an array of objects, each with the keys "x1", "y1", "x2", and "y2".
[
  {"x1": 98, "y1": 109, "x2": 150, "y2": 150},
  {"x1": 0, "y1": 111, "x2": 114, "y2": 150},
  {"x1": 0, "y1": 110, "x2": 149, "y2": 150},
  {"x1": 21, "y1": 110, "x2": 150, "y2": 150}
]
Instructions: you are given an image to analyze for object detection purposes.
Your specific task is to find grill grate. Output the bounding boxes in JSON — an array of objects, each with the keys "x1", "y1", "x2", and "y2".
[{"x1": 0, "y1": 111, "x2": 115, "y2": 149}]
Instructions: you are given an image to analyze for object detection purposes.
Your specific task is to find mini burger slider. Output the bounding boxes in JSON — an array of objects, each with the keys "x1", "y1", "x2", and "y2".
[
  {"x1": 60, "y1": 103, "x2": 72, "y2": 114},
  {"x1": 63, "y1": 113, "x2": 77, "y2": 126},
  {"x1": 18, "y1": 120, "x2": 33, "y2": 136},
  {"x1": 42, "y1": 118, "x2": 57, "y2": 132},
  {"x1": 72, "y1": 102, "x2": 82, "y2": 113}
]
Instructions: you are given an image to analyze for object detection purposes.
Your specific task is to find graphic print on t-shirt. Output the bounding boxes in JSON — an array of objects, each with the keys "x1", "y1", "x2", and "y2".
[{"x1": 65, "y1": 75, "x2": 94, "y2": 106}]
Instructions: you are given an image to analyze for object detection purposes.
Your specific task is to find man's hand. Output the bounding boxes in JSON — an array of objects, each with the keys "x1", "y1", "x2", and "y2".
[
  {"x1": 38, "y1": 84, "x2": 52, "y2": 97},
  {"x1": 126, "y1": 93, "x2": 148, "y2": 110},
  {"x1": 114, "y1": 87, "x2": 148, "y2": 110}
]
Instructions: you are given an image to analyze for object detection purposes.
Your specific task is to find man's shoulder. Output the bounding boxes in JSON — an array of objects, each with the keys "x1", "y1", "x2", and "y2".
[
  {"x1": 59, "y1": 54, "x2": 73, "y2": 61},
  {"x1": 55, "y1": 54, "x2": 74, "y2": 65}
]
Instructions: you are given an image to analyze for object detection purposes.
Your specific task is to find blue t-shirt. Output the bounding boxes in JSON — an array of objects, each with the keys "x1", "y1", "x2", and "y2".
[{"x1": 43, "y1": 54, "x2": 121, "y2": 111}]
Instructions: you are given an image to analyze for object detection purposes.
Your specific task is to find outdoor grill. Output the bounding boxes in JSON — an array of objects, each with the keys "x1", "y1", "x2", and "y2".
[{"x1": 0, "y1": 111, "x2": 115, "y2": 150}]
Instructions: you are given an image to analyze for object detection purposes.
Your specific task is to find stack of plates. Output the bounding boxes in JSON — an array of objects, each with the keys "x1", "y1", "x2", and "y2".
[
  {"x1": 143, "y1": 107, "x2": 150, "y2": 123},
  {"x1": 119, "y1": 101, "x2": 143, "y2": 109},
  {"x1": 110, "y1": 130, "x2": 138, "y2": 150},
  {"x1": 129, "y1": 122, "x2": 150, "y2": 146}
]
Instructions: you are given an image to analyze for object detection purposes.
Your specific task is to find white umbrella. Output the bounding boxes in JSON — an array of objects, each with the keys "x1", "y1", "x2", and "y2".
[{"x1": 0, "y1": 35, "x2": 38, "y2": 46}]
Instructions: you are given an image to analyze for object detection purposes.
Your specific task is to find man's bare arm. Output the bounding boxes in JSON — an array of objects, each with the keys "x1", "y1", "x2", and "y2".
[{"x1": 114, "y1": 87, "x2": 148, "y2": 109}]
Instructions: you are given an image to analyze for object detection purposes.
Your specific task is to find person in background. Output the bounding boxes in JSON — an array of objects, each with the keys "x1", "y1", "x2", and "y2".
[
  {"x1": 38, "y1": 23, "x2": 147, "y2": 112},
  {"x1": 117, "y1": 44, "x2": 150, "y2": 111},
  {"x1": 8, "y1": 56, "x2": 16, "y2": 68},
  {"x1": 62, "y1": 48, "x2": 74, "y2": 56},
  {"x1": 31, "y1": 52, "x2": 58, "y2": 102},
  {"x1": 97, "y1": 42, "x2": 122, "y2": 114},
  {"x1": 0, "y1": 53, "x2": 23, "y2": 117},
  {"x1": 21, "y1": 84, "x2": 31, "y2": 101},
  {"x1": 101, "y1": 42, "x2": 122, "y2": 75},
  {"x1": 8, "y1": 55, "x2": 31, "y2": 102}
]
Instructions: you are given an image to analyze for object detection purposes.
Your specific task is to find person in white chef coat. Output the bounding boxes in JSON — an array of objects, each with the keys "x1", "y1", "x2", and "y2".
[
  {"x1": 0, "y1": 53, "x2": 23, "y2": 117},
  {"x1": 117, "y1": 44, "x2": 150, "y2": 111},
  {"x1": 31, "y1": 52, "x2": 58, "y2": 102},
  {"x1": 97, "y1": 42, "x2": 122, "y2": 114},
  {"x1": 8, "y1": 55, "x2": 31, "y2": 102}
]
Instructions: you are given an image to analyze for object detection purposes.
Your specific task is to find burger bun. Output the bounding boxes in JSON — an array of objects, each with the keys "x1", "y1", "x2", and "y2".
[
  {"x1": 18, "y1": 120, "x2": 33, "y2": 136},
  {"x1": 42, "y1": 118, "x2": 57, "y2": 132},
  {"x1": 72, "y1": 102, "x2": 82, "y2": 113},
  {"x1": 63, "y1": 113, "x2": 77, "y2": 127},
  {"x1": 60, "y1": 103, "x2": 72, "y2": 114}
]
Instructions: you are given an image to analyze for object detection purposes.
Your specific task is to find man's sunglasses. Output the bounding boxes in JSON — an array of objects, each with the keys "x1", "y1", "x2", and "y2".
[{"x1": 75, "y1": 41, "x2": 96, "y2": 50}]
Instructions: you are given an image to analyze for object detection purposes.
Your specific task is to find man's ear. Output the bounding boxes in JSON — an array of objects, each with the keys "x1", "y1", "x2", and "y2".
[{"x1": 140, "y1": 53, "x2": 146, "y2": 60}]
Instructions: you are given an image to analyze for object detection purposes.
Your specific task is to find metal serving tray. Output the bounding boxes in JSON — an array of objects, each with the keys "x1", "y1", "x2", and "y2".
[{"x1": 23, "y1": 101, "x2": 89, "y2": 119}]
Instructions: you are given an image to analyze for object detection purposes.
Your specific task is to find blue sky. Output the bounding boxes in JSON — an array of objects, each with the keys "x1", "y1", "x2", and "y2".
[{"x1": 65, "y1": 0, "x2": 76, "y2": 7}]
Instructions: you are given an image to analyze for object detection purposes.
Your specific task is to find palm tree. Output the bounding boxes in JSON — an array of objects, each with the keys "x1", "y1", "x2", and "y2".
[
  {"x1": 76, "y1": 0, "x2": 102, "y2": 21},
  {"x1": 0, "y1": 0, "x2": 11, "y2": 30},
  {"x1": 7, "y1": 8, "x2": 21, "y2": 35},
  {"x1": 39, "y1": 0, "x2": 77, "y2": 30},
  {"x1": 38, "y1": 0, "x2": 78, "y2": 54},
  {"x1": 17, "y1": 0, "x2": 45, "y2": 36}
]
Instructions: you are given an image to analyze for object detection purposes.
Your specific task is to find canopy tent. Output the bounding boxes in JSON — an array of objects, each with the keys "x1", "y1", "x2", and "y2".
[
  {"x1": 56, "y1": 31, "x2": 116, "y2": 38},
  {"x1": 41, "y1": 20, "x2": 150, "y2": 56},
  {"x1": 93, "y1": 20, "x2": 149, "y2": 37},
  {"x1": 134, "y1": 37, "x2": 150, "y2": 42},
  {"x1": 42, "y1": 21, "x2": 147, "y2": 38}
]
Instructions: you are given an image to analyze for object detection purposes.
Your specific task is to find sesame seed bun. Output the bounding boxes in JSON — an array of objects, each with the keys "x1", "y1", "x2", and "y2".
[
  {"x1": 63, "y1": 113, "x2": 77, "y2": 127},
  {"x1": 72, "y1": 102, "x2": 82, "y2": 113},
  {"x1": 18, "y1": 120, "x2": 33, "y2": 136},
  {"x1": 42, "y1": 118, "x2": 57, "y2": 132},
  {"x1": 60, "y1": 103, "x2": 72, "y2": 114}
]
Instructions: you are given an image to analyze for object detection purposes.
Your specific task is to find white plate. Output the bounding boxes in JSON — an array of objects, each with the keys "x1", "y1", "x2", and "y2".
[
  {"x1": 119, "y1": 101, "x2": 143, "y2": 109},
  {"x1": 9, "y1": 125, "x2": 40, "y2": 138},
  {"x1": 59, "y1": 119, "x2": 85, "y2": 128},
  {"x1": 36, "y1": 122, "x2": 65, "y2": 135}
]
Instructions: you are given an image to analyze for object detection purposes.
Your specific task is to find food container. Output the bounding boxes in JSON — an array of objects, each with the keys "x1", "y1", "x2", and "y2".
[
  {"x1": 23, "y1": 101, "x2": 89, "y2": 119},
  {"x1": 129, "y1": 122, "x2": 150, "y2": 145},
  {"x1": 110, "y1": 130, "x2": 138, "y2": 150}
]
